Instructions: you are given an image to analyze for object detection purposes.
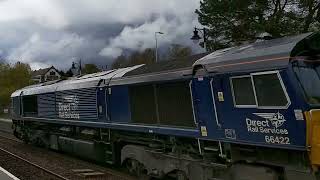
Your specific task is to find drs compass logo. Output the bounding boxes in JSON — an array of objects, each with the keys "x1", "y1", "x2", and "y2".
[
  {"x1": 245, "y1": 112, "x2": 290, "y2": 145},
  {"x1": 254, "y1": 112, "x2": 286, "y2": 128}
]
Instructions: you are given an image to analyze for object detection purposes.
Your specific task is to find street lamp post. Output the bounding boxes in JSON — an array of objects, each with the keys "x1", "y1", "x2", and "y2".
[
  {"x1": 71, "y1": 60, "x2": 82, "y2": 76},
  {"x1": 155, "y1": 31, "x2": 164, "y2": 63},
  {"x1": 190, "y1": 27, "x2": 208, "y2": 51}
]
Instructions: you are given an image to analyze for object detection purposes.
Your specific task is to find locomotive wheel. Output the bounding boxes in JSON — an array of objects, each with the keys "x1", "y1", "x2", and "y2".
[
  {"x1": 21, "y1": 133, "x2": 30, "y2": 144},
  {"x1": 164, "y1": 170, "x2": 188, "y2": 180},
  {"x1": 125, "y1": 159, "x2": 149, "y2": 179},
  {"x1": 35, "y1": 137, "x2": 47, "y2": 148},
  {"x1": 176, "y1": 171, "x2": 188, "y2": 180}
]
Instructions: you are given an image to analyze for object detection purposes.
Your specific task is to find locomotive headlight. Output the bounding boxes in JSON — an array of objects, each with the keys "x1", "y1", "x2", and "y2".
[{"x1": 294, "y1": 109, "x2": 304, "y2": 121}]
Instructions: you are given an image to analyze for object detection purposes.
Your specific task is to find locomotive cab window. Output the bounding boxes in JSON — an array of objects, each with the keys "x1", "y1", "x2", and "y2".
[
  {"x1": 22, "y1": 95, "x2": 38, "y2": 117},
  {"x1": 293, "y1": 62, "x2": 320, "y2": 105},
  {"x1": 230, "y1": 71, "x2": 290, "y2": 108},
  {"x1": 231, "y1": 76, "x2": 256, "y2": 107},
  {"x1": 252, "y1": 73, "x2": 289, "y2": 107}
]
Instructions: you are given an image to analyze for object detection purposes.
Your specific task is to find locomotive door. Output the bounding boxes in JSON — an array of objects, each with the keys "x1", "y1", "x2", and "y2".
[
  {"x1": 190, "y1": 77, "x2": 222, "y2": 138},
  {"x1": 97, "y1": 87, "x2": 107, "y2": 122},
  {"x1": 105, "y1": 87, "x2": 111, "y2": 122}
]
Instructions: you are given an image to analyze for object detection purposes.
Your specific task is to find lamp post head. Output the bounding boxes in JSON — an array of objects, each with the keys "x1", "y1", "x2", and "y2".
[{"x1": 191, "y1": 29, "x2": 201, "y2": 44}]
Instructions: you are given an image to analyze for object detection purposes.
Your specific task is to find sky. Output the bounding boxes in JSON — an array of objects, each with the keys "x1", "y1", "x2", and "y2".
[{"x1": 0, "y1": 0, "x2": 202, "y2": 70}]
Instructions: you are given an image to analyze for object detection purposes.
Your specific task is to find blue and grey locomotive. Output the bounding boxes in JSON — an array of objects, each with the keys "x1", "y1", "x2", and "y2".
[{"x1": 10, "y1": 32, "x2": 320, "y2": 180}]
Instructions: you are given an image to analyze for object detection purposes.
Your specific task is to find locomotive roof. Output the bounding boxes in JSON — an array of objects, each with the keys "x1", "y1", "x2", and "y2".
[
  {"x1": 107, "y1": 52, "x2": 210, "y2": 86},
  {"x1": 11, "y1": 64, "x2": 144, "y2": 97},
  {"x1": 123, "y1": 52, "x2": 210, "y2": 77},
  {"x1": 193, "y1": 32, "x2": 318, "y2": 73}
]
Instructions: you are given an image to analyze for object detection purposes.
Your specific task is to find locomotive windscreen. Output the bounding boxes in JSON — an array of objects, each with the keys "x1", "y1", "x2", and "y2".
[
  {"x1": 294, "y1": 62, "x2": 320, "y2": 105},
  {"x1": 129, "y1": 81, "x2": 195, "y2": 128}
]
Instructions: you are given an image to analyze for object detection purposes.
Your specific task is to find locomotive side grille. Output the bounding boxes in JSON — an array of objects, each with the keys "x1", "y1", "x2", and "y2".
[
  {"x1": 55, "y1": 88, "x2": 97, "y2": 120},
  {"x1": 129, "y1": 81, "x2": 195, "y2": 128},
  {"x1": 129, "y1": 85, "x2": 157, "y2": 124},
  {"x1": 157, "y1": 82, "x2": 195, "y2": 128},
  {"x1": 38, "y1": 93, "x2": 56, "y2": 118}
]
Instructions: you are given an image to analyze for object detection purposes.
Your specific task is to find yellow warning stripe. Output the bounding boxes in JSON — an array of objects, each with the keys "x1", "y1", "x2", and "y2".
[{"x1": 305, "y1": 110, "x2": 320, "y2": 171}]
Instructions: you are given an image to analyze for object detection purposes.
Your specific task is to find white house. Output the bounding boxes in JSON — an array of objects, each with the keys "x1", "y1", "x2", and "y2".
[{"x1": 32, "y1": 66, "x2": 61, "y2": 83}]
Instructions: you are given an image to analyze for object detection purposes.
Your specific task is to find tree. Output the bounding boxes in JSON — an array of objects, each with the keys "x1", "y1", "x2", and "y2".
[
  {"x1": 58, "y1": 70, "x2": 65, "y2": 77},
  {"x1": 82, "y1": 64, "x2": 100, "y2": 74},
  {"x1": 297, "y1": 0, "x2": 320, "y2": 32},
  {"x1": 111, "y1": 55, "x2": 128, "y2": 69},
  {"x1": 111, "y1": 48, "x2": 155, "y2": 69},
  {"x1": 127, "y1": 48, "x2": 155, "y2": 66},
  {"x1": 65, "y1": 69, "x2": 73, "y2": 77},
  {"x1": 0, "y1": 62, "x2": 31, "y2": 115},
  {"x1": 167, "y1": 44, "x2": 192, "y2": 60},
  {"x1": 195, "y1": 0, "x2": 319, "y2": 51}
]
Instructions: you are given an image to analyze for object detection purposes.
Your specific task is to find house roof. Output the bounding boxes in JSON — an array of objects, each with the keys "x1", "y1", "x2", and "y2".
[{"x1": 31, "y1": 66, "x2": 58, "y2": 77}]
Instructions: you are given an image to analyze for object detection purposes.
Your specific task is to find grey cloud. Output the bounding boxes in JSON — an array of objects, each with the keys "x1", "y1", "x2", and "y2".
[
  {"x1": 0, "y1": 0, "x2": 201, "y2": 70},
  {"x1": 99, "y1": 16, "x2": 201, "y2": 58}
]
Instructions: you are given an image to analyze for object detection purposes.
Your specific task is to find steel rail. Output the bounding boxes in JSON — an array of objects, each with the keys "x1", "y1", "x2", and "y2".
[
  {"x1": 0, "y1": 128, "x2": 136, "y2": 180},
  {"x1": 0, "y1": 131, "x2": 22, "y2": 143},
  {"x1": 0, "y1": 132, "x2": 135, "y2": 180},
  {"x1": 0, "y1": 144, "x2": 69, "y2": 180}
]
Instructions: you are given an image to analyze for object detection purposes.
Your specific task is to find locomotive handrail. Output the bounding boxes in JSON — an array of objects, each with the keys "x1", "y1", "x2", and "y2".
[
  {"x1": 189, "y1": 80, "x2": 198, "y2": 127},
  {"x1": 210, "y1": 79, "x2": 221, "y2": 128}
]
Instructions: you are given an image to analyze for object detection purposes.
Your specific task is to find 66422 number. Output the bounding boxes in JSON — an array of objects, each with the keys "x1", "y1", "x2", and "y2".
[{"x1": 265, "y1": 135, "x2": 290, "y2": 145}]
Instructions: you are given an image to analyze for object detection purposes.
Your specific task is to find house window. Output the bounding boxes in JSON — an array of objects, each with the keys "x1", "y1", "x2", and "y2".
[
  {"x1": 230, "y1": 71, "x2": 290, "y2": 108},
  {"x1": 231, "y1": 76, "x2": 256, "y2": 107},
  {"x1": 50, "y1": 71, "x2": 56, "y2": 75}
]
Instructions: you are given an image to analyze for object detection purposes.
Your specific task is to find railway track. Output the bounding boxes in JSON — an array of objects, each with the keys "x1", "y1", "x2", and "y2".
[
  {"x1": 0, "y1": 127, "x2": 135, "y2": 180},
  {"x1": 0, "y1": 146, "x2": 69, "y2": 180},
  {"x1": 0, "y1": 130, "x2": 69, "y2": 179},
  {"x1": 0, "y1": 131, "x2": 21, "y2": 143}
]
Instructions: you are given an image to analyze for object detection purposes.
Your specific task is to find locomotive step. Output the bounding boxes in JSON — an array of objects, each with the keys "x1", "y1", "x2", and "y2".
[
  {"x1": 106, "y1": 160, "x2": 113, "y2": 164},
  {"x1": 71, "y1": 169, "x2": 95, "y2": 173},
  {"x1": 78, "y1": 172, "x2": 105, "y2": 178},
  {"x1": 72, "y1": 169, "x2": 105, "y2": 179},
  {"x1": 204, "y1": 146, "x2": 219, "y2": 151}
]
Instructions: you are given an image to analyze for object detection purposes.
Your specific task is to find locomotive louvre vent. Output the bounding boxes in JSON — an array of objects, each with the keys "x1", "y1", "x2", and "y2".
[
  {"x1": 129, "y1": 81, "x2": 195, "y2": 128},
  {"x1": 55, "y1": 88, "x2": 98, "y2": 120}
]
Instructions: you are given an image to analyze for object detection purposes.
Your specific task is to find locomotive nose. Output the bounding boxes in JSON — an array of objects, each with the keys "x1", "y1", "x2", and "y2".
[{"x1": 305, "y1": 110, "x2": 320, "y2": 171}]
